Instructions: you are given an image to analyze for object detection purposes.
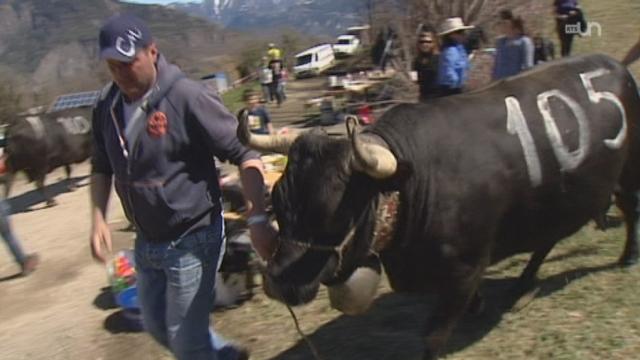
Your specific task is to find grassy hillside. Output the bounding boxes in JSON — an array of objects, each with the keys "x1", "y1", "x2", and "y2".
[{"x1": 547, "y1": 0, "x2": 640, "y2": 77}]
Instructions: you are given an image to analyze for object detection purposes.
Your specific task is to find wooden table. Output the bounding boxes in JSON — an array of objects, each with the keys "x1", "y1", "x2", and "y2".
[
  {"x1": 223, "y1": 170, "x2": 282, "y2": 222},
  {"x1": 343, "y1": 80, "x2": 382, "y2": 102}
]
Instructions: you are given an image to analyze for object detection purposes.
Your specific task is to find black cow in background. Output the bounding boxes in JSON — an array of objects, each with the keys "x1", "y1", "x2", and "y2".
[{"x1": 4, "y1": 108, "x2": 92, "y2": 206}]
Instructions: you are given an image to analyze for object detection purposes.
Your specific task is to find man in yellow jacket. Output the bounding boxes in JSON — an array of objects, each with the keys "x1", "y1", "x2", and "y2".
[{"x1": 267, "y1": 43, "x2": 282, "y2": 61}]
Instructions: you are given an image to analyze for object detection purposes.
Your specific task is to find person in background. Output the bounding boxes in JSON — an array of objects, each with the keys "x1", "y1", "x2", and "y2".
[
  {"x1": 267, "y1": 43, "x2": 282, "y2": 61},
  {"x1": 90, "y1": 13, "x2": 276, "y2": 360},
  {"x1": 533, "y1": 34, "x2": 556, "y2": 64},
  {"x1": 244, "y1": 89, "x2": 273, "y2": 135},
  {"x1": 280, "y1": 66, "x2": 288, "y2": 101},
  {"x1": 258, "y1": 56, "x2": 273, "y2": 103},
  {"x1": 437, "y1": 17, "x2": 473, "y2": 96},
  {"x1": 0, "y1": 154, "x2": 39, "y2": 276},
  {"x1": 268, "y1": 58, "x2": 285, "y2": 106},
  {"x1": 554, "y1": 0, "x2": 585, "y2": 57},
  {"x1": 412, "y1": 25, "x2": 441, "y2": 101},
  {"x1": 622, "y1": 35, "x2": 640, "y2": 66},
  {"x1": 464, "y1": 26, "x2": 488, "y2": 56},
  {"x1": 492, "y1": 10, "x2": 534, "y2": 80}
]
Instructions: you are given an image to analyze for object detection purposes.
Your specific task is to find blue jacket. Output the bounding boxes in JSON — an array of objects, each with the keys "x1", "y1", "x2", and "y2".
[
  {"x1": 438, "y1": 44, "x2": 469, "y2": 90},
  {"x1": 492, "y1": 36, "x2": 534, "y2": 80},
  {"x1": 92, "y1": 55, "x2": 259, "y2": 242},
  {"x1": 555, "y1": 0, "x2": 579, "y2": 13}
]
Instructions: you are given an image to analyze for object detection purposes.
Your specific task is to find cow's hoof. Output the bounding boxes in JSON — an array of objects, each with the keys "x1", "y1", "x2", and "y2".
[{"x1": 46, "y1": 199, "x2": 58, "y2": 207}]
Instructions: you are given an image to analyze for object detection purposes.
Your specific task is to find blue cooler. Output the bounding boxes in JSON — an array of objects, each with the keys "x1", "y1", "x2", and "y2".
[{"x1": 115, "y1": 286, "x2": 143, "y2": 331}]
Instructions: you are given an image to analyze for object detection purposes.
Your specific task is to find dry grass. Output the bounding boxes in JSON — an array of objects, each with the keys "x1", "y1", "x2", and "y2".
[
  {"x1": 561, "y1": 0, "x2": 640, "y2": 78},
  {"x1": 213, "y1": 223, "x2": 640, "y2": 360}
]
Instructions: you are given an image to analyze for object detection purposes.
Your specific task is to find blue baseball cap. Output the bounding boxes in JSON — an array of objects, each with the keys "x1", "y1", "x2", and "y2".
[{"x1": 99, "y1": 13, "x2": 153, "y2": 62}]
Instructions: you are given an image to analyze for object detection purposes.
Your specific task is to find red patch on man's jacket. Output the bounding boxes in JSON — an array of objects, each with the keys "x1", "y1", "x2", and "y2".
[{"x1": 147, "y1": 111, "x2": 168, "y2": 137}]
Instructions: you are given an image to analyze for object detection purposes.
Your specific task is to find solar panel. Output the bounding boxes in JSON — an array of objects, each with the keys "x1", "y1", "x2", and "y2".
[{"x1": 49, "y1": 90, "x2": 101, "y2": 113}]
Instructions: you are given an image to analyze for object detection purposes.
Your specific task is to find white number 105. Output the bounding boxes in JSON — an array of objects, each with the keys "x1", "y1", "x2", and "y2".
[{"x1": 505, "y1": 68, "x2": 628, "y2": 187}]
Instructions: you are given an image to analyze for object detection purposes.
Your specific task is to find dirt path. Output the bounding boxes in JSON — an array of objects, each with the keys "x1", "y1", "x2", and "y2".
[
  {"x1": 0, "y1": 162, "x2": 175, "y2": 360},
  {"x1": 264, "y1": 77, "x2": 327, "y2": 127},
  {"x1": 263, "y1": 77, "x2": 350, "y2": 136}
]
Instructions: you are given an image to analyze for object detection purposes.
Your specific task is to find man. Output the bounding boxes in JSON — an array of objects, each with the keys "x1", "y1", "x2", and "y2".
[
  {"x1": 266, "y1": 43, "x2": 281, "y2": 61},
  {"x1": 0, "y1": 155, "x2": 38, "y2": 276},
  {"x1": 90, "y1": 14, "x2": 275, "y2": 360},
  {"x1": 412, "y1": 26, "x2": 440, "y2": 101},
  {"x1": 533, "y1": 34, "x2": 555, "y2": 64},
  {"x1": 622, "y1": 35, "x2": 640, "y2": 66},
  {"x1": 268, "y1": 58, "x2": 284, "y2": 106},
  {"x1": 257, "y1": 56, "x2": 273, "y2": 103},
  {"x1": 554, "y1": 0, "x2": 585, "y2": 57}
]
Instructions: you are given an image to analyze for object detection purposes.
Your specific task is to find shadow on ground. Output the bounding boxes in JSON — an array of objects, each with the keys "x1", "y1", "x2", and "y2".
[
  {"x1": 95, "y1": 286, "x2": 144, "y2": 334},
  {"x1": 94, "y1": 286, "x2": 118, "y2": 310},
  {"x1": 7, "y1": 175, "x2": 89, "y2": 214},
  {"x1": 269, "y1": 257, "x2": 621, "y2": 360},
  {"x1": 104, "y1": 310, "x2": 144, "y2": 334},
  {"x1": 0, "y1": 272, "x2": 22, "y2": 283}
]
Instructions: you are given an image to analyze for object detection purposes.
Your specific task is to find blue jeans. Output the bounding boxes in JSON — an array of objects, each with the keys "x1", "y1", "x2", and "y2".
[
  {"x1": 134, "y1": 214, "x2": 240, "y2": 360},
  {"x1": 0, "y1": 199, "x2": 26, "y2": 265},
  {"x1": 261, "y1": 84, "x2": 272, "y2": 103}
]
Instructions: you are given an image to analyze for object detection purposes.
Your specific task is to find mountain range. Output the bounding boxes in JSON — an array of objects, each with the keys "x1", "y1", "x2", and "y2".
[
  {"x1": 170, "y1": 0, "x2": 367, "y2": 36},
  {"x1": 0, "y1": 0, "x2": 307, "y2": 108}
]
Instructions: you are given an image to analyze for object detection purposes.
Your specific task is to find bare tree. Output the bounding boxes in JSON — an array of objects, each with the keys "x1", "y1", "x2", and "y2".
[
  {"x1": 0, "y1": 82, "x2": 22, "y2": 126},
  {"x1": 407, "y1": 0, "x2": 487, "y2": 31},
  {"x1": 362, "y1": 0, "x2": 377, "y2": 40}
]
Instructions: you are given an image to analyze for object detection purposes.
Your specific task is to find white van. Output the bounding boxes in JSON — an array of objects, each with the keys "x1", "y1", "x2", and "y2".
[
  {"x1": 333, "y1": 35, "x2": 361, "y2": 56},
  {"x1": 293, "y1": 44, "x2": 335, "y2": 78}
]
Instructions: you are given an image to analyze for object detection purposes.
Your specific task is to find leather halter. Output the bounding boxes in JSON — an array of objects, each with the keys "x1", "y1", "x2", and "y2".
[{"x1": 274, "y1": 192, "x2": 400, "y2": 277}]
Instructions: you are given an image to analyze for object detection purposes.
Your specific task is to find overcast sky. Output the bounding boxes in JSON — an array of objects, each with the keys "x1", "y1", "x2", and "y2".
[{"x1": 123, "y1": 0, "x2": 202, "y2": 4}]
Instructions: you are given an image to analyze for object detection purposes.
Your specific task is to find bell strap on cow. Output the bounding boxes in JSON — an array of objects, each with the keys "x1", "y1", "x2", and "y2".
[
  {"x1": 371, "y1": 191, "x2": 399, "y2": 255},
  {"x1": 280, "y1": 192, "x2": 399, "y2": 360},
  {"x1": 275, "y1": 191, "x2": 399, "y2": 278},
  {"x1": 123, "y1": 72, "x2": 185, "y2": 155}
]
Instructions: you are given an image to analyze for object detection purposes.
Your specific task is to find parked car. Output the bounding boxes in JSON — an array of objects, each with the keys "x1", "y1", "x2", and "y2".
[
  {"x1": 333, "y1": 34, "x2": 361, "y2": 57},
  {"x1": 293, "y1": 44, "x2": 335, "y2": 78}
]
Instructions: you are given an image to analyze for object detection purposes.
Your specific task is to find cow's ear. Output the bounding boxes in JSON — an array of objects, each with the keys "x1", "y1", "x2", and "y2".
[{"x1": 379, "y1": 160, "x2": 413, "y2": 191}]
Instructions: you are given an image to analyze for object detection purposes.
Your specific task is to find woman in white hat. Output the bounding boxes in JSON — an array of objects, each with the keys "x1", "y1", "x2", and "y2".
[{"x1": 437, "y1": 17, "x2": 474, "y2": 96}]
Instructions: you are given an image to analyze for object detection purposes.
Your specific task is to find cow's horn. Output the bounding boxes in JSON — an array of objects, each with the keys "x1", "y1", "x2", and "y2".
[
  {"x1": 346, "y1": 116, "x2": 397, "y2": 179},
  {"x1": 237, "y1": 108, "x2": 299, "y2": 154}
]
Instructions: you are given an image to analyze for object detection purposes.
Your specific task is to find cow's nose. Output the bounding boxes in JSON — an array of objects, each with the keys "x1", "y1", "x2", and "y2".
[
  {"x1": 266, "y1": 241, "x2": 308, "y2": 277},
  {"x1": 262, "y1": 272, "x2": 319, "y2": 306}
]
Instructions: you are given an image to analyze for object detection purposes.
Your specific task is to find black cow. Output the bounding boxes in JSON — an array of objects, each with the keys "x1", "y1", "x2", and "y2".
[
  {"x1": 238, "y1": 54, "x2": 640, "y2": 359},
  {"x1": 5, "y1": 108, "x2": 92, "y2": 206}
]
